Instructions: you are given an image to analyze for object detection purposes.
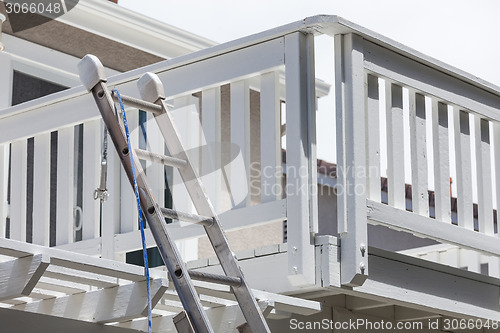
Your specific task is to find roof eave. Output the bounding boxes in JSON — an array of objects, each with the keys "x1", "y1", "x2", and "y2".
[{"x1": 56, "y1": 0, "x2": 217, "y2": 59}]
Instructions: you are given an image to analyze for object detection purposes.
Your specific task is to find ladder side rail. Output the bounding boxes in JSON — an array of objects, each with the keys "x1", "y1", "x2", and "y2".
[
  {"x1": 92, "y1": 82, "x2": 213, "y2": 333},
  {"x1": 138, "y1": 73, "x2": 271, "y2": 333},
  {"x1": 157, "y1": 98, "x2": 271, "y2": 333},
  {"x1": 78, "y1": 56, "x2": 214, "y2": 333}
]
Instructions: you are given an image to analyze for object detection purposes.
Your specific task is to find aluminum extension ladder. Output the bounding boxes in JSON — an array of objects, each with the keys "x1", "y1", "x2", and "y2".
[{"x1": 78, "y1": 55, "x2": 271, "y2": 333}]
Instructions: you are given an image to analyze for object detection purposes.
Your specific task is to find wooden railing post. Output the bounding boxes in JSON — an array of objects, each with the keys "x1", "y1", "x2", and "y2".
[
  {"x1": 10, "y1": 139, "x2": 27, "y2": 242},
  {"x1": 56, "y1": 127, "x2": 75, "y2": 246},
  {"x1": 101, "y1": 125, "x2": 121, "y2": 260},
  {"x1": 0, "y1": 52, "x2": 11, "y2": 239},
  {"x1": 284, "y1": 32, "x2": 317, "y2": 286},
  {"x1": 82, "y1": 120, "x2": 101, "y2": 241},
  {"x1": 335, "y1": 33, "x2": 368, "y2": 287},
  {"x1": 32, "y1": 133, "x2": 51, "y2": 246}
]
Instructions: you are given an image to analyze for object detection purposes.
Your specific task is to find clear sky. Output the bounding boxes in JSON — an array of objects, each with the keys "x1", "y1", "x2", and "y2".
[
  {"x1": 119, "y1": 0, "x2": 500, "y2": 172},
  {"x1": 119, "y1": 0, "x2": 500, "y2": 83}
]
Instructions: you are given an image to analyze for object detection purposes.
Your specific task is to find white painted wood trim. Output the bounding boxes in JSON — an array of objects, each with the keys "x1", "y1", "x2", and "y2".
[
  {"x1": 116, "y1": 288, "x2": 320, "y2": 331},
  {"x1": 0, "y1": 254, "x2": 49, "y2": 301},
  {"x1": 461, "y1": 249, "x2": 480, "y2": 274},
  {"x1": 0, "y1": 144, "x2": 8, "y2": 238},
  {"x1": 440, "y1": 247, "x2": 460, "y2": 268},
  {"x1": 64, "y1": 14, "x2": 499, "y2": 107},
  {"x1": 357, "y1": 248, "x2": 500, "y2": 321},
  {"x1": 82, "y1": 120, "x2": 101, "y2": 241},
  {"x1": 171, "y1": 96, "x2": 199, "y2": 261},
  {"x1": 260, "y1": 71, "x2": 282, "y2": 203},
  {"x1": 363, "y1": 40, "x2": 500, "y2": 123},
  {"x1": 367, "y1": 200, "x2": 499, "y2": 256},
  {"x1": 10, "y1": 53, "x2": 79, "y2": 89},
  {"x1": 334, "y1": 34, "x2": 347, "y2": 235},
  {"x1": 50, "y1": 253, "x2": 158, "y2": 282},
  {"x1": 59, "y1": 1, "x2": 216, "y2": 56},
  {"x1": 431, "y1": 100, "x2": 451, "y2": 223},
  {"x1": 15, "y1": 278, "x2": 168, "y2": 324},
  {"x1": 386, "y1": 82, "x2": 405, "y2": 209},
  {"x1": 53, "y1": 236, "x2": 101, "y2": 256},
  {"x1": 315, "y1": 236, "x2": 340, "y2": 288},
  {"x1": 453, "y1": 109, "x2": 473, "y2": 229},
  {"x1": 394, "y1": 307, "x2": 441, "y2": 322},
  {"x1": 284, "y1": 32, "x2": 316, "y2": 286},
  {"x1": 201, "y1": 87, "x2": 222, "y2": 211},
  {"x1": 494, "y1": 122, "x2": 500, "y2": 234},
  {"x1": 188, "y1": 97, "x2": 202, "y2": 178},
  {"x1": 0, "y1": 52, "x2": 13, "y2": 110},
  {"x1": 0, "y1": 235, "x2": 165, "y2": 281},
  {"x1": 120, "y1": 111, "x2": 139, "y2": 233},
  {"x1": 334, "y1": 33, "x2": 368, "y2": 287},
  {"x1": 0, "y1": 53, "x2": 11, "y2": 239},
  {"x1": 2, "y1": 34, "x2": 101, "y2": 81},
  {"x1": 44, "y1": 266, "x2": 119, "y2": 289},
  {"x1": 409, "y1": 91, "x2": 429, "y2": 216},
  {"x1": 10, "y1": 139, "x2": 27, "y2": 242},
  {"x1": 305, "y1": 33, "x2": 319, "y2": 235},
  {"x1": 56, "y1": 127, "x2": 75, "y2": 245},
  {"x1": 488, "y1": 257, "x2": 500, "y2": 278},
  {"x1": 0, "y1": 39, "x2": 284, "y2": 145},
  {"x1": 4, "y1": 16, "x2": 500, "y2": 145},
  {"x1": 345, "y1": 296, "x2": 386, "y2": 311},
  {"x1": 251, "y1": 288, "x2": 321, "y2": 316},
  {"x1": 32, "y1": 133, "x2": 51, "y2": 246},
  {"x1": 96, "y1": 14, "x2": 500, "y2": 104},
  {"x1": 101, "y1": 133, "x2": 120, "y2": 260},
  {"x1": 0, "y1": 91, "x2": 97, "y2": 145},
  {"x1": 366, "y1": 74, "x2": 380, "y2": 202},
  {"x1": 474, "y1": 116, "x2": 494, "y2": 235},
  {"x1": 152, "y1": 38, "x2": 284, "y2": 99},
  {"x1": 171, "y1": 96, "x2": 196, "y2": 220},
  {"x1": 114, "y1": 198, "x2": 287, "y2": 254},
  {"x1": 146, "y1": 112, "x2": 165, "y2": 210},
  {"x1": 230, "y1": 80, "x2": 251, "y2": 208},
  {"x1": 36, "y1": 279, "x2": 86, "y2": 295}
]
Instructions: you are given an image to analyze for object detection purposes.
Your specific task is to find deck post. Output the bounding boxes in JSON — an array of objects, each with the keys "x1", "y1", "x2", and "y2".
[
  {"x1": 0, "y1": 52, "x2": 11, "y2": 238},
  {"x1": 335, "y1": 33, "x2": 368, "y2": 287},
  {"x1": 284, "y1": 32, "x2": 317, "y2": 286}
]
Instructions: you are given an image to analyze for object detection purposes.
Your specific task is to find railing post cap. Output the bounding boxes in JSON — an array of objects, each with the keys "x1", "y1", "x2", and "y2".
[
  {"x1": 78, "y1": 54, "x2": 107, "y2": 91},
  {"x1": 138, "y1": 72, "x2": 165, "y2": 103}
]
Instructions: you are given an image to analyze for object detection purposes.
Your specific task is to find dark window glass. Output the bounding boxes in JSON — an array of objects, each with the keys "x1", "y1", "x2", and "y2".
[
  {"x1": 126, "y1": 247, "x2": 164, "y2": 268},
  {"x1": 12, "y1": 71, "x2": 67, "y2": 106}
]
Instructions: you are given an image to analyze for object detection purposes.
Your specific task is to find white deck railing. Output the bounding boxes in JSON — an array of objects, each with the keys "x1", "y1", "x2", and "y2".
[
  {"x1": 334, "y1": 22, "x2": 500, "y2": 283},
  {"x1": 0, "y1": 24, "x2": 318, "y2": 286},
  {"x1": 0, "y1": 16, "x2": 499, "y2": 290}
]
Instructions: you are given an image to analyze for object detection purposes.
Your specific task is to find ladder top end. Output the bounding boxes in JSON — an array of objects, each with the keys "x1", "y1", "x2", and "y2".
[
  {"x1": 78, "y1": 54, "x2": 107, "y2": 91},
  {"x1": 138, "y1": 72, "x2": 165, "y2": 103}
]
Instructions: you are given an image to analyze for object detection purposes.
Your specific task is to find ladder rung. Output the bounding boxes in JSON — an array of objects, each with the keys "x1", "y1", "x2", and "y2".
[
  {"x1": 135, "y1": 149, "x2": 187, "y2": 169},
  {"x1": 111, "y1": 91, "x2": 162, "y2": 115},
  {"x1": 160, "y1": 207, "x2": 213, "y2": 227},
  {"x1": 188, "y1": 270, "x2": 242, "y2": 287}
]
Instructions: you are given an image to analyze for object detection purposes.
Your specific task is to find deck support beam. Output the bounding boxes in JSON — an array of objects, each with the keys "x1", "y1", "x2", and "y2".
[
  {"x1": 13, "y1": 278, "x2": 168, "y2": 323},
  {"x1": 284, "y1": 31, "x2": 317, "y2": 286},
  {"x1": 115, "y1": 300, "x2": 275, "y2": 332},
  {"x1": 0, "y1": 254, "x2": 49, "y2": 301},
  {"x1": 335, "y1": 33, "x2": 368, "y2": 287}
]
